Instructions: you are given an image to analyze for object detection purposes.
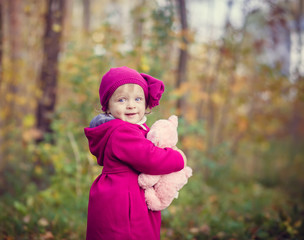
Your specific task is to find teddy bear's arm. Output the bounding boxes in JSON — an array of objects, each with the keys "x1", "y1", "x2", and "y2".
[{"x1": 138, "y1": 173, "x2": 161, "y2": 189}]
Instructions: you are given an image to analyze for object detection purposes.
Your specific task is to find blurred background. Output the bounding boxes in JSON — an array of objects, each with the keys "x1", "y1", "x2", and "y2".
[{"x1": 0, "y1": 0, "x2": 304, "y2": 239}]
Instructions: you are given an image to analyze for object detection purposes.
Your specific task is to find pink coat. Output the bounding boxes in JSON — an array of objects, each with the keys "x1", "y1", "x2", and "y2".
[{"x1": 84, "y1": 119, "x2": 184, "y2": 240}]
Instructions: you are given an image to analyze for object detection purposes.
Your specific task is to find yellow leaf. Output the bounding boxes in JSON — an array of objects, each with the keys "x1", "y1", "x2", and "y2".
[
  {"x1": 43, "y1": 143, "x2": 52, "y2": 151},
  {"x1": 185, "y1": 108, "x2": 197, "y2": 123},
  {"x1": 141, "y1": 63, "x2": 150, "y2": 73},
  {"x1": 24, "y1": 5, "x2": 31, "y2": 13},
  {"x1": 35, "y1": 166, "x2": 43, "y2": 175},
  {"x1": 23, "y1": 114, "x2": 35, "y2": 128},
  {"x1": 52, "y1": 23, "x2": 62, "y2": 32},
  {"x1": 92, "y1": 31, "x2": 104, "y2": 43},
  {"x1": 191, "y1": 91, "x2": 208, "y2": 102},
  {"x1": 211, "y1": 93, "x2": 224, "y2": 105},
  {"x1": 172, "y1": 82, "x2": 190, "y2": 97},
  {"x1": 6, "y1": 93, "x2": 14, "y2": 102},
  {"x1": 140, "y1": 56, "x2": 150, "y2": 72},
  {"x1": 182, "y1": 135, "x2": 205, "y2": 151}
]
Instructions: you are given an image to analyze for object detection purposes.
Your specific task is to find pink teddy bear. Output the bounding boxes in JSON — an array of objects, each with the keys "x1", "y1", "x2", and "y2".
[{"x1": 138, "y1": 115, "x2": 192, "y2": 211}]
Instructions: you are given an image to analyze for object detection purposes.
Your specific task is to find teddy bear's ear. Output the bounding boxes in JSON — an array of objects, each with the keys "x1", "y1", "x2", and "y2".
[{"x1": 168, "y1": 115, "x2": 178, "y2": 128}]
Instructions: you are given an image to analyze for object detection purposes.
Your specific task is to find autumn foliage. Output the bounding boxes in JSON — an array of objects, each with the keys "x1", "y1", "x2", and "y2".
[{"x1": 0, "y1": 0, "x2": 304, "y2": 239}]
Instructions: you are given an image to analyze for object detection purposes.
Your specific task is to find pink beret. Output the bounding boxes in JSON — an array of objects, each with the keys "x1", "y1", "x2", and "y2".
[{"x1": 99, "y1": 66, "x2": 165, "y2": 111}]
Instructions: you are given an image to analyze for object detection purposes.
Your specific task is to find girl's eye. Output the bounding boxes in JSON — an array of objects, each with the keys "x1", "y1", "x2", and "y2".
[
  {"x1": 118, "y1": 98, "x2": 126, "y2": 102},
  {"x1": 135, "y1": 97, "x2": 143, "y2": 102}
]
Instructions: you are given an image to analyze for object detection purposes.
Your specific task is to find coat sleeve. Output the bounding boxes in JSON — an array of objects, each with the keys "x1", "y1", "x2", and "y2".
[{"x1": 108, "y1": 125, "x2": 184, "y2": 175}]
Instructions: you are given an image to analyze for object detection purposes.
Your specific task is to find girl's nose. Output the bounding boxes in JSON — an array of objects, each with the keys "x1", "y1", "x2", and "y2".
[{"x1": 127, "y1": 100, "x2": 136, "y2": 109}]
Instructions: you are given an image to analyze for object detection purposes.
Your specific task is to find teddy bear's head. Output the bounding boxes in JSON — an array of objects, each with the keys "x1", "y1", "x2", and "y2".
[{"x1": 147, "y1": 115, "x2": 178, "y2": 148}]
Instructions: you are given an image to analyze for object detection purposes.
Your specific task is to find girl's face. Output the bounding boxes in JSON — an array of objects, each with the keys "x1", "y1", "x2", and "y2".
[{"x1": 108, "y1": 84, "x2": 146, "y2": 124}]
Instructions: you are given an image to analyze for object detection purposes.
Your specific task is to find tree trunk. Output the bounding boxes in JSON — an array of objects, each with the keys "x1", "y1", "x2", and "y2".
[
  {"x1": 293, "y1": 0, "x2": 303, "y2": 79},
  {"x1": 6, "y1": 0, "x2": 23, "y2": 112},
  {"x1": 205, "y1": 0, "x2": 233, "y2": 152},
  {"x1": 0, "y1": 0, "x2": 3, "y2": 170},
  {"x1": 82, "y1": 0, "x2": 90, "y2": 35},
  {"x1": 0, "y1": 0, "x2": 24, "y2": 171},
  {"x1": 214, "y1": 0, "x2": 250, "y2": 147},
  {"x1": 0, "y1": 0, "x2": 3, "y2": 86},
  {"x1": 36, "y1": 0, "x2": 65, "y2": 143},
  {"x1": 132, "y1": 0, "x2": 146, "y2": 70},
  {"x1": 176, "y1": 0, "x2": 188, "y2": 116}
]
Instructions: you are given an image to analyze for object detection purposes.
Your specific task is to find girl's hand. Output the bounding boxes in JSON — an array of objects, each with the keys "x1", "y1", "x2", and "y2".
[{"x1": 172, "y1": 146, "x2": 187, "y2": 165}]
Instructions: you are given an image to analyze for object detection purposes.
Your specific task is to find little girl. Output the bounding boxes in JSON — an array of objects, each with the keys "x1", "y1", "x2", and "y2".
[{"x1": 84, "y1": 66, "x2": 186, "y2": 240}]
